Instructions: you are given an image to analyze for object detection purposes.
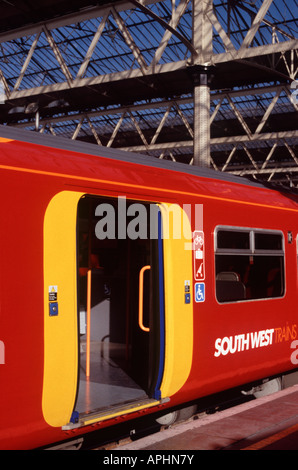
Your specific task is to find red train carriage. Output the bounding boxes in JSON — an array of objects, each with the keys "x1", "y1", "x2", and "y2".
[{"x1": 0, "y1": 126, "x2": 298, "y2": 449}]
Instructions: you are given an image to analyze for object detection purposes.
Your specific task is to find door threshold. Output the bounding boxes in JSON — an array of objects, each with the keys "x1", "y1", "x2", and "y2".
[{"x1": 62, "y1": 397, "x2": 170, "y2": 430}]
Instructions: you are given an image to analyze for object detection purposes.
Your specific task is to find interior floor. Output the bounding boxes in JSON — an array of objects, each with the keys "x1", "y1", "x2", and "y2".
[{"x1": 76, "y1": 341, "x2": 148, "y2": 415}]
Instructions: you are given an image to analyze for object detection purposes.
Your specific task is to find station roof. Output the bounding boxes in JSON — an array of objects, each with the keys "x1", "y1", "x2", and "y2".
[{"x1": 0, "y1": 0, "x2": 297, "y2": 186}]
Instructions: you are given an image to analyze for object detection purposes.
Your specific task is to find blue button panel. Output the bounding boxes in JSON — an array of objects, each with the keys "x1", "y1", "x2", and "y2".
[{"x1": 49, "y1": 302, "x2": 59, "y2": 316}]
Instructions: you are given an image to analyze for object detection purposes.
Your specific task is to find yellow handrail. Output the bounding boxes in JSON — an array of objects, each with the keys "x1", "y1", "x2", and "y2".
[{"x1": 138, "y1": 265, "x2": 151, "y2": 332}]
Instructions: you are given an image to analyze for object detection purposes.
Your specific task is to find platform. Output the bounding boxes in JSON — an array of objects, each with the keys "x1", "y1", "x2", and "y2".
[{"x1": 116, "y1": 385, "x2": 298, "y2": 450}]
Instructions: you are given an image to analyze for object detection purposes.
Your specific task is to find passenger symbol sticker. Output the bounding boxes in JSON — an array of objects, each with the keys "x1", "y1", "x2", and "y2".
[
  {"x1": 193, "y1": 231, "x2": 205, "y2": 281},
  {"x1": 195, "y1": 283, "x2": 205, "y2": 303}
]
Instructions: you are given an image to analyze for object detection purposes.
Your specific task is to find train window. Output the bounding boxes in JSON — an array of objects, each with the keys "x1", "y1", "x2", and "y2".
[
  {"x1": 255, "y1": 232, "x2": 283, "y2": 251},
  {"x1": 217, "y1": 230, "x2": 250, "y2": 250},
  {"x1": 215, "y1": 227, "x2": 284, "y2": 303}
]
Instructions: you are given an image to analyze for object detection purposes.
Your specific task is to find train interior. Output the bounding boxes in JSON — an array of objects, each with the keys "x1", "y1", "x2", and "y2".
[{"x1": 75, "y1": 196, "x2": 162, "y2": 417}]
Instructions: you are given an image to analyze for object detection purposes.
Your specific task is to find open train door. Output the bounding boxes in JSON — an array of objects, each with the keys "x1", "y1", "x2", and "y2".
[
  {"x1": 42, "y1": 192, "x2": 193, "y2": 429},
  {"x1": 73, "y1": 195, "x2": 166, "y2": 424}
]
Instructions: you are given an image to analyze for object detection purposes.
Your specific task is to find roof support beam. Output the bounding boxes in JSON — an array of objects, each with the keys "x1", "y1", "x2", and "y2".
[
  {"x1": 192, "y1": 0, "x2": 213, "y2": 64},
  {"x1": 213, "y1": 38, "x2": 298, "y2": 64},
  {"x1": 193, "y1": 71, "x2": 211, "y2": 167},
  {"x1": 239, "y1": 0, "x2": 274, "y2": 52},
  {"x1": 42, "y1": 25, "x2": 73, "y2": 85},
  {"x1": 149, "y1": 0, "x2": 192, "y2": 70},
  {"x1": 5, "y1": 34, "x2": 297, "y2": 102},
  {"x1": 118, "y1": 129, "x2": 298, "y2": 152},
  {"x1": 112, "y1": 6, "x2": 148, "y2": 74},
  {"x1": 13, "y1": 29, "x2": 42, "y2": 91},
  {"x1": 9, "y1": 82, "x2": 294, "y2": 129},
  {"x1": 230, "y1": 167, "x2": 298, "y2": 176},
  {"x1": 129, "y1": 0, "x2": 196, "y2": 58},
  {"x1": 192, "y1": 0, "x2": 213, "y2": 167},
  {"x1": 76, "y1": 12, "x2": 109, "y2": 79}
]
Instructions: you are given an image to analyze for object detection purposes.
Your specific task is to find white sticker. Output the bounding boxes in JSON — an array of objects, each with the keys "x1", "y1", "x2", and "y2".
[{"x1": 49, "y1": 285, "x2": 58, "y2": 301}]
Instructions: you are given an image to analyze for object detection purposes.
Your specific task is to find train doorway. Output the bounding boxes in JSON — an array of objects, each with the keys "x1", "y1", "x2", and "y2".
[{"x1": 74, "y1": 195, "x2": 164, "y2": 420}]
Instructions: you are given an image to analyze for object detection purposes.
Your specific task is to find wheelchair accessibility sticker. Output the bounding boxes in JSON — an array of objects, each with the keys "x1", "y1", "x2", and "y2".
[{"x1": 195, "y1": 283, "x2": 205, "y2": 303}]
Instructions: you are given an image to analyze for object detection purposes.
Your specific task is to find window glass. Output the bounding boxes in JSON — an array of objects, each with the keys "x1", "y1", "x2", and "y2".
[
  {"x1": 217, "y1": 230, "x2": 249, "y2": 250},
  {"x1": 255, "y1": 232, "x2": 282, "y2": 251},
  {"x1": 215, "y1": 227, "x2": 284, "y2": 303}
]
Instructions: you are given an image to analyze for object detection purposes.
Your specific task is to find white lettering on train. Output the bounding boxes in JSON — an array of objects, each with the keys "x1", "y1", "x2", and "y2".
[{"x1": 214, "y1": 329, "x2": 275, "y2": 357}]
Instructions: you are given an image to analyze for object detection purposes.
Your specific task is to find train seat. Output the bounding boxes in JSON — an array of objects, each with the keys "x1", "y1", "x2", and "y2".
[{"x1": 216, "y1": 271, "x2": 246, "y2": 302}]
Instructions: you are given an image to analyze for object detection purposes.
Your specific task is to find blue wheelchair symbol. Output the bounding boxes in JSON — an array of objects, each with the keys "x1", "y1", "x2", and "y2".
[{"x1": 195, "y1": 283, "x2": 205, "y2": 303}]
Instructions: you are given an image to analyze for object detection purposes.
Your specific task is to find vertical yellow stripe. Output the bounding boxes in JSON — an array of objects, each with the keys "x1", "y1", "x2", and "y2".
[
  {"x1": 159, "y1": 203, "x2": 193, "y2": 397},
  {"x1": 42, "y1": 191, "x2": 83, "y2": 427}
]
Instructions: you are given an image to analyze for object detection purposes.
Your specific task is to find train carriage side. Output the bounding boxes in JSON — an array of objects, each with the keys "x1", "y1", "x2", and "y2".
[{"x1": 0, "y1": 132, "x2": 298, "y2": 449}]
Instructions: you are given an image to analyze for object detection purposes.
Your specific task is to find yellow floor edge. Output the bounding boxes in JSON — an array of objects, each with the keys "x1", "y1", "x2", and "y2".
[{"x1": 62, "y1": 397, "x2": 169, "y2": 430}]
